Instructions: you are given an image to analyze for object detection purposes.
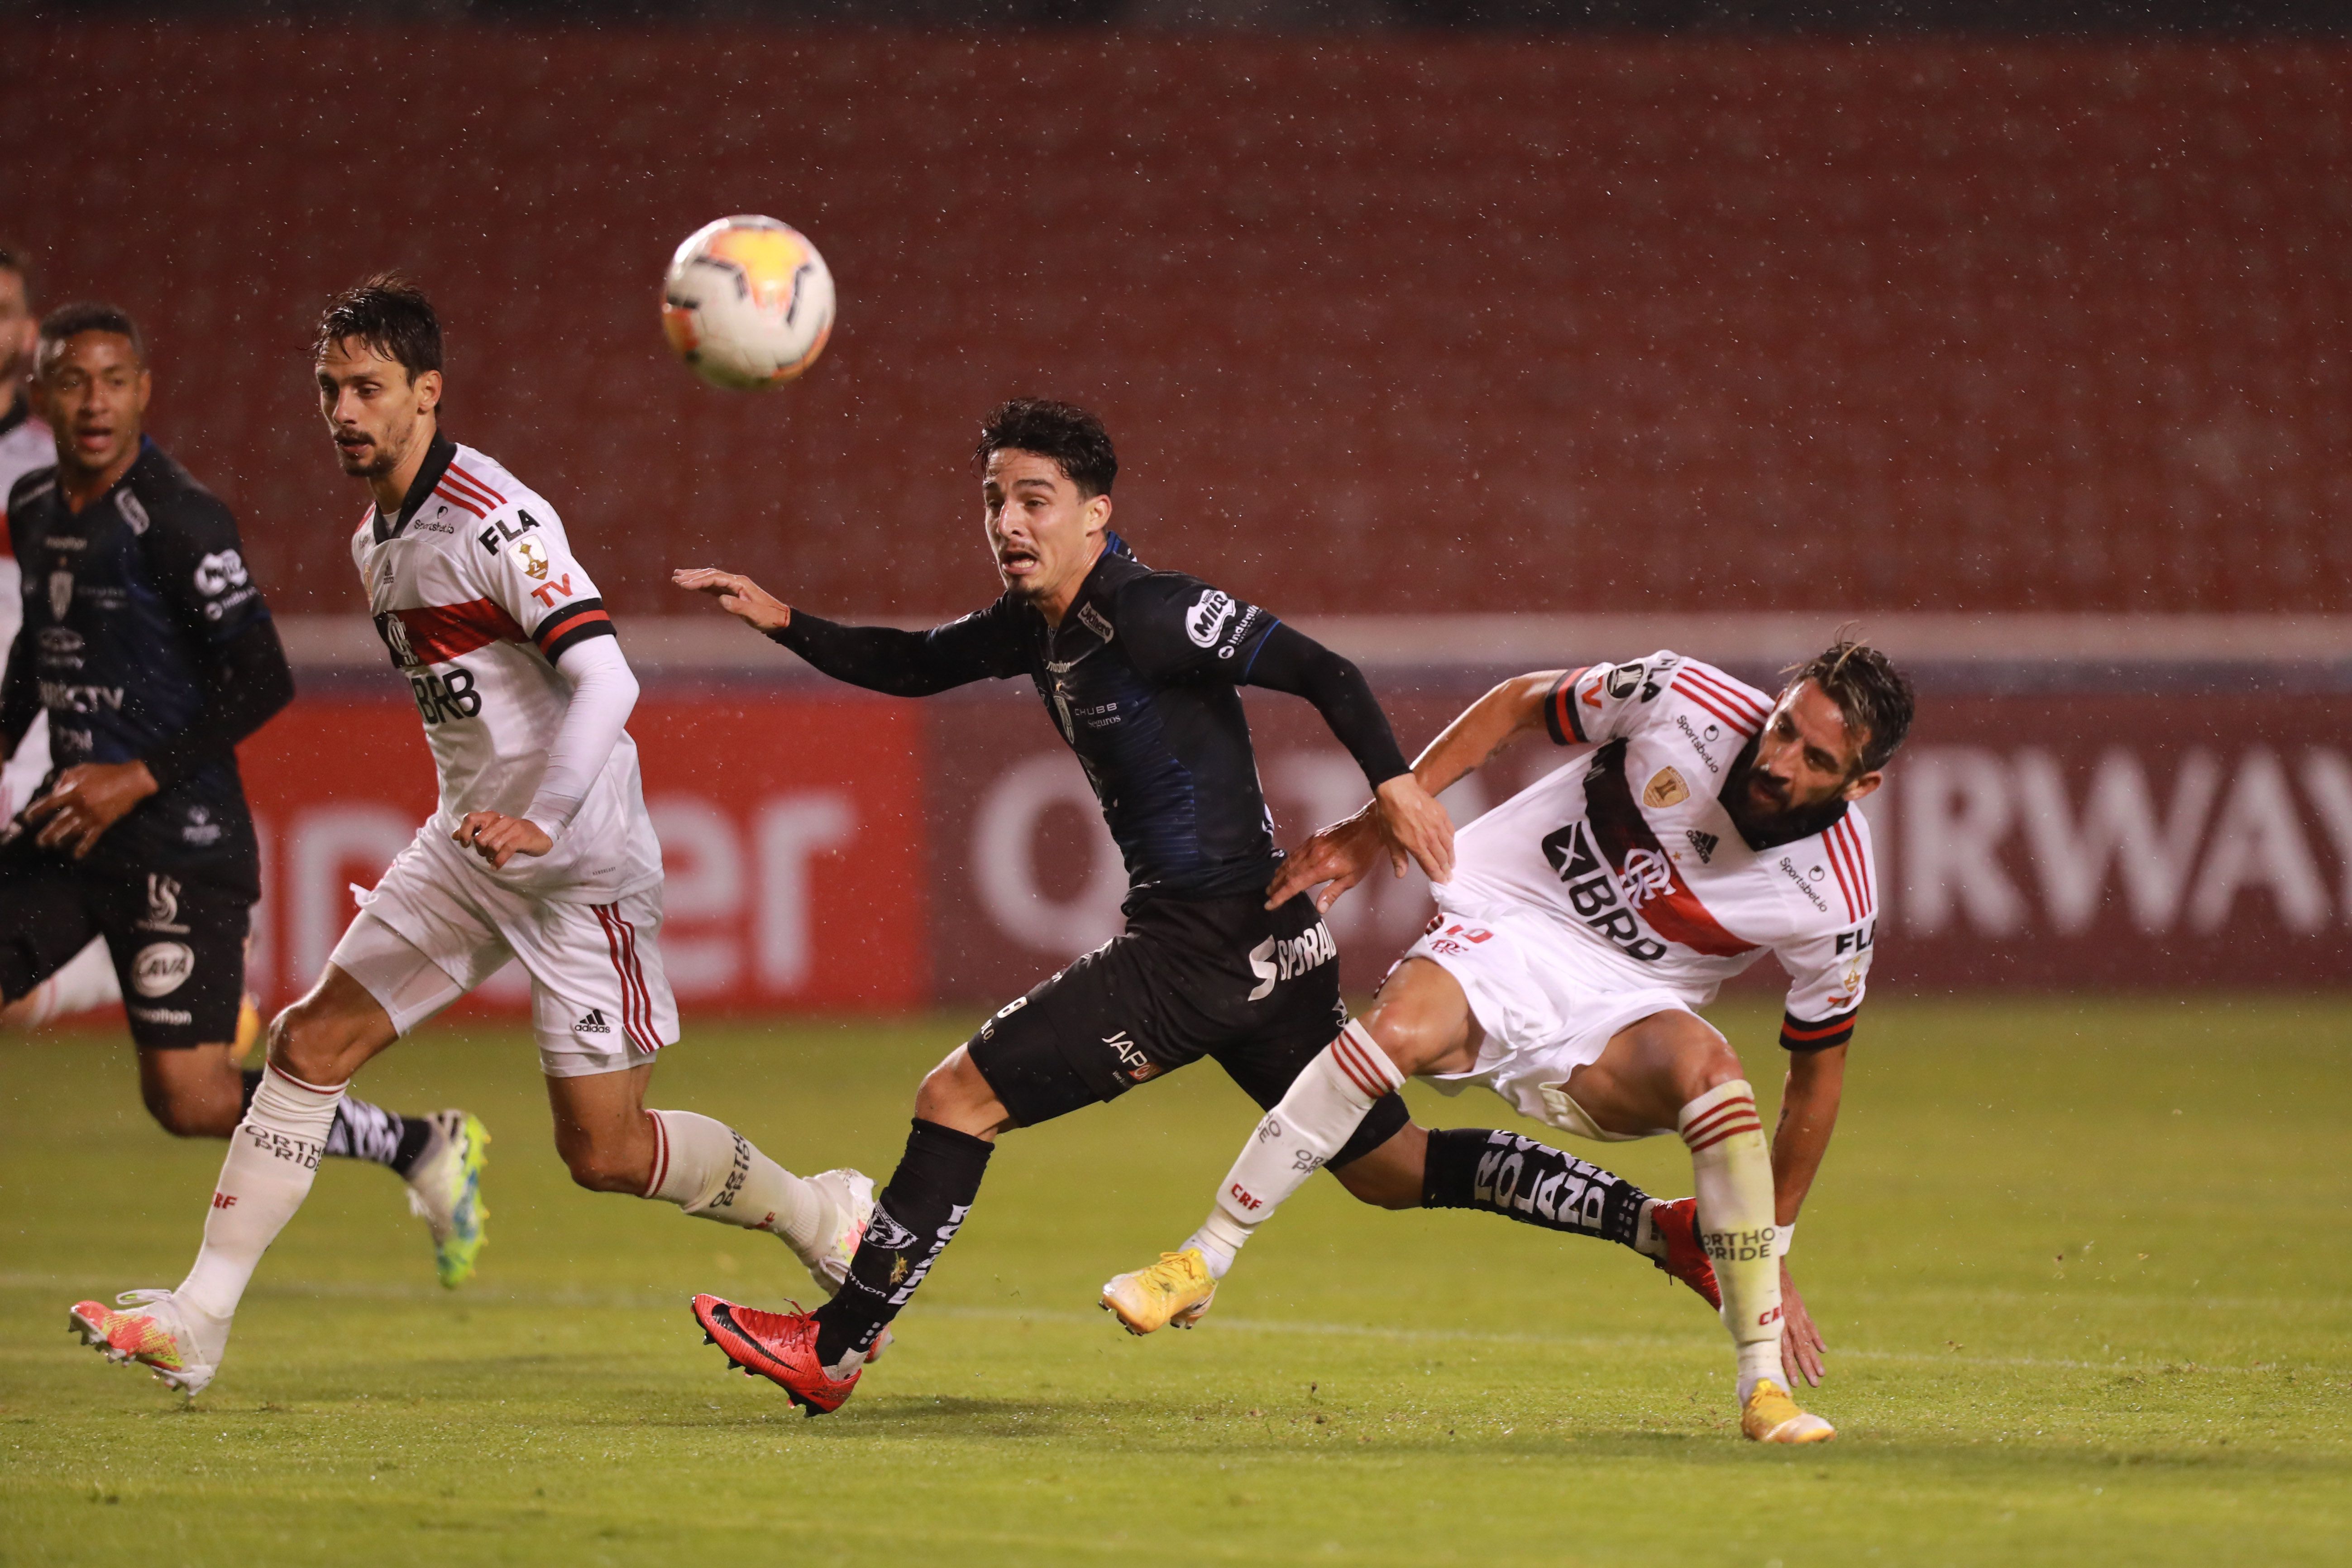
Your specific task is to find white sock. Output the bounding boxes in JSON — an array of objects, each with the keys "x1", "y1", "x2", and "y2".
[
  {"x1": 642, "y1": 1110, "x2": 828, "y2": 1260},
  {"x1": 177, "y1": 1064, "x2": 346, "y2": 1326},
  {"x1": 1678, "y1": 1079, "x2": 1782, "y2": 1404},
  {"x1": 16, "y1": 941, "x2": 121, "y2": 1027},
  {"x1": 1188, "y1": 1021, "x2": 1407, "y2": 1263}
]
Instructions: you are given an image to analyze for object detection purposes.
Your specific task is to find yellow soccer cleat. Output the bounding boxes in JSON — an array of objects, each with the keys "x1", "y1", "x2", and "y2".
[
  {"x1": 68, "y1": 1290, "x2": 220, "y2": 1397},
  {"x1": 1741, "y1": 1378, "x2": 1836, "y2": 1444},
  {"x1": 229, "y1": 993, "x2": 264, "y2": 1066},
  {"x1": 404, "y1": 1110, "x2": 491, "y2": 1288},
  {"x1": 1100, "y1": 1248, "x2": 1217, "y2": 1336}
]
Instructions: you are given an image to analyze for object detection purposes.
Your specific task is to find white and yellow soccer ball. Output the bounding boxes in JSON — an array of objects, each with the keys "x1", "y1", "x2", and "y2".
[{"x1": 660, "y1": 216, "x2": 836, "y2": 390}]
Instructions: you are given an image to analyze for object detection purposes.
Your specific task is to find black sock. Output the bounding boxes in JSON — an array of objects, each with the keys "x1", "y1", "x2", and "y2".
[
  {"x1": 812, "y1": 1118, "x2": 994, "y2": 1366},
  {"x1": 1422, "y1": 1128, "x2": 1649, "y2": 1248}
]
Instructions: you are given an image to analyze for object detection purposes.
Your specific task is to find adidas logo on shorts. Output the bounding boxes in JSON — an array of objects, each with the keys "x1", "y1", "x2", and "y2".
[{"x1": 574, "y1": 1009, "x2": 612, "y2": 1035}]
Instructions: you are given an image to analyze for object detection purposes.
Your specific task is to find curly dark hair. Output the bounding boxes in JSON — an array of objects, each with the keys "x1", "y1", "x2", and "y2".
[
  {"x1": 974, "y1": 398, "x2": 1117, "y2": 497},
  {"x1": 1783, "y1": 636, "x2": 1915, "y2": 775},
  {"x1": 314, "y1": 273, "x2": 443, "y2": 383}
]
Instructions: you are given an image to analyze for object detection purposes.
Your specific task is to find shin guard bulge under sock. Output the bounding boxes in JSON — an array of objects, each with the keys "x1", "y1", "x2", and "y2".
[
  {"x1": 1192, "y1": 1021, "x2": 1405, "y2": 1272},
  {"x1": 1678, "y1": 1080, "x2": 1782, "y2": 1400},
  {"x1": 240, "y1": 1070, "x2": 425, "y2": 1173},
  {"x1": 641, "y1": 1110, "x2": 829, "y2": 1260},
  {"x1": 1421, "y1": 1128, "x2": 1651, "y2": 1248},
  {"x1": 177, "y1": 1065, "x2": 346, "y2": 1324},
  {"x1": 813, "y1": 1118, "x2": 993, "y2": 1367}
]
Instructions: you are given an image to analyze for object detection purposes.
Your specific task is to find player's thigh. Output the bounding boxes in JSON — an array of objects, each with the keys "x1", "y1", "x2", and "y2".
[
  {"x1": 330, "y1": 832, "x2": 512, "y2": 1044},
  {"x1": 504, "y1": 887, "x2": 676, "y2": 1082},
  {"x1": 1564, "y1": 1007, "x2": 1737, "y2": 1133},
  {"x1": 0, "y1": 849, "x2": 102, "y2": 1007},
  {"x1": 93, "y1": 871, "x2": 249, "y2": 1053},
  {"x1": 963, "y1": 934, "x2": 1174, "y2": 1130}
]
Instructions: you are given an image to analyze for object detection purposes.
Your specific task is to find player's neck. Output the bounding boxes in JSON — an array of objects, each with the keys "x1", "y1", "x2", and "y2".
[
  {"x1": 59, "y1": 441, "x2": 140, "y2": 513},
  {"x1": 1031, "y1": 535, "x2": 1109, "y2": 629},
  {"x1": 371, "y1": 421, "x2": 439, "y2": 517}
]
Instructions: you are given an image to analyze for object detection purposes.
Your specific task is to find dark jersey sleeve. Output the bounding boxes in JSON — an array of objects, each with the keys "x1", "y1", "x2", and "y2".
[
  {"x1": 770, "y1": 599, "x2": 1026, "y2": 697},
  {"x1": 0, "y1": 617, "x2": 32, "y2": 759},
  {"x1": 1114, "y1": 572, "x2": 1281, "y2": 683},
  {"x1": 140, "y1": 488, "x2": 271, "y2": 647},
  {"x1": 1242, "y1": 622, "x2": 1412, "y2": 787}
]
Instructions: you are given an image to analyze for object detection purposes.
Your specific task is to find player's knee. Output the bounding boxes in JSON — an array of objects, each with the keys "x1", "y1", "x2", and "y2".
[
  {"x1": 561, "y1": 1141, "x2": 645, "y2": 1194},
  {"x1": 139, "y1": 1081, "x2": 216, "y2": 1138},
  {"x1": 1640, "y1": 1013, "x2": 1741, "y2": 1104},
  {"x1": 914, "y1": 1048, "x2": 1009, "y2": 1137}
]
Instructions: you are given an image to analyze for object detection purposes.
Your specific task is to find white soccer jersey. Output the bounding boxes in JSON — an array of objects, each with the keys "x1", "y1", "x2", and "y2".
[
  {"x1": 1437, "y1": 651, "x2": 1877, "y2": 1051},
  {"x1": 352, "y1": 437, "x2": 660, "y2": 903}
]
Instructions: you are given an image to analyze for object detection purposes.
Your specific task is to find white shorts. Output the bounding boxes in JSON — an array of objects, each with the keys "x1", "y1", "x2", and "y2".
[
  {"x1": 1401, "y1": 902, "x2": 1702, "y2": 1142},
  {"x1": 328, "y1": 823, "x2": 677, "y2": 1079}
]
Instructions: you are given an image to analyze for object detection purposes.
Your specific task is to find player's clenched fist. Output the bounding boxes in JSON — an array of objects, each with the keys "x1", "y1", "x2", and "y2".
[
  {"x1": 454, "y1": 811, "x2": 552, "y2": 869},
  {"x1": 673, "y1": 567, "x2": 791, "y2": 632}
]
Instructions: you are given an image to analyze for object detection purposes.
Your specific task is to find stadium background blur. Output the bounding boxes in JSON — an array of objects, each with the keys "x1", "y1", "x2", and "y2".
[{"x1": 4, "y1": 5, "x2": 2347, "y2": 1014}]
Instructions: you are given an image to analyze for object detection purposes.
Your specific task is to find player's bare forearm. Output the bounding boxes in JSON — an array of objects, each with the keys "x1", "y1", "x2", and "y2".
[
  {"x1": 671, "y1": 567, "x2": 790, "y2": 633},
  {"x1": 1408, "y1": 671, "x2": 1564, "y2": 796},
  {"x1": 1770, "y1": 1044, "x2": 1846, "y2": 1225}
]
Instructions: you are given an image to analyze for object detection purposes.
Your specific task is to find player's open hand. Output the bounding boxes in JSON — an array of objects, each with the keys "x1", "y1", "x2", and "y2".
[
  {"x1": 1266, "y1": 804, "x2": 1385, "y2": 913},
  {"x1": 1779, "y1": 1258, "x2": 1827, "y2": 1388},
  {"x1": 24, "y1": 761, "x2": 158, "y2": 858},
  {"x1": 454, "y1": 811, "x2": 553, "y2": 869},
  {"x1": 672, "y1": 567, "x2": 790, "y2": 633},
  {"x1": 1374, "y1": 774, "x2": 1455, "y2": 888}
]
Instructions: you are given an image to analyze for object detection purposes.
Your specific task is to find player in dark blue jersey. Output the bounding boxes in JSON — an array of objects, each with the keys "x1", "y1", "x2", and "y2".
[
  {"x1": 0, "y1": 305, "x2": 487, "y2": 1304},
  {"x1": 675, "y1": 400, "x2": 1720, "y2": 1412}
]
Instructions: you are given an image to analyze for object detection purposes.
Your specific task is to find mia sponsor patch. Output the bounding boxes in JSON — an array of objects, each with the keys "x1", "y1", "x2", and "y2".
[
  {"x1": 132, "y1": 942, "x2": 196, "y2": 998},
  {"x1": 1642, "y1": 766, "x2": 1689, "y2": 809},
  {"x1": 863, "y1": 1204, "x2": 919, "y2": 1253}
]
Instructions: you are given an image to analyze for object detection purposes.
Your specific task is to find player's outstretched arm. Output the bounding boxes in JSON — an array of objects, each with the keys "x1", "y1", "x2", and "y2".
[
  {"x1": 1770, "y1": 1043, "x2": 1846, "y2": 1388},
  {"x1": 673, "y1": 566, "x2": 1018, "y2": 698},
  {"x1": 1266, "y1": 669, "x2": 1564, "y2": 909}
]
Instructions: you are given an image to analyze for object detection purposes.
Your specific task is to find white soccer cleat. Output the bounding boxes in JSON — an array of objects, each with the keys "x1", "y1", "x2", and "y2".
[
  {"x1": 404, "y1": 1109, "x2": 491, "y2": 1288},
  {"x1": 68, "y1": 1289, "x2": 224, "y2": 1397},
  {"x1": 799, "y1": 1167, "x2": 875, "y2": 1295},
  {"x1": 795, "y1": 1166, "x2": 892, "y2": 1362}
]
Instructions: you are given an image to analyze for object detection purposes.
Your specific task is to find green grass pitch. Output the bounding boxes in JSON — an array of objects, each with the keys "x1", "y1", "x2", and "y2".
[{"x1": 3, "y1": 996, "x2": 2348, "y2": 1566}]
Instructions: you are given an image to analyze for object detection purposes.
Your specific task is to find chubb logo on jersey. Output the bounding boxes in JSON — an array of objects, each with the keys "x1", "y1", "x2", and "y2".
[
  {"x1": 1186, "y1": 588, "x2": 1238, "y2": 648},
  {"x1": 1539, "y1": 821, "x2": 1669, "y2": 962},
  {"x1": 1245, "y1": 922, "x2": 1338, "y2": 1000}
]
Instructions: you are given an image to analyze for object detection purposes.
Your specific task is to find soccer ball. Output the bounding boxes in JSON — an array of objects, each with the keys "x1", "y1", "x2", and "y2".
[{"x1": 660, "y1": 216, "x2": 836, "y2": 390}]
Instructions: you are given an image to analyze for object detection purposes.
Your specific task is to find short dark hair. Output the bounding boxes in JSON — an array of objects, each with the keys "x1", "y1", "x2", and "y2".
[
  {"x1": 315, "y1": 273, "x2": 442, "y2": 382},
  {"x1": 1784, "y1": 636, "x2": 1915, "y2": 775},
  {"x1": 974, "y1": 398, "x2": 1117, "y2": 497},
  {"x1": 38, "y1": 302, "x2": 144, "y2": 363},
  {"x1": 0, "y1": 244, "x2": 31, "y2": 296}
]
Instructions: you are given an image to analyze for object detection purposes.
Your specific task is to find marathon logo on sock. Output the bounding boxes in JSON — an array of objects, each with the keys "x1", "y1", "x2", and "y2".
[
  {"x1": 1702, "y1": 1224, "x2": 1780, "y2": 1264},
  {"x1": 883, "y1": 1202, "x2": 972, "y2": 1308}
]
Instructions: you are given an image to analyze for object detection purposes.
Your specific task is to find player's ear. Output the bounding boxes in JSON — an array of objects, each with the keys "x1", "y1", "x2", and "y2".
[
  {"x1": 133, "y1": 367, "x2": 154, "y2": 416},
  {"x1": 1842, "y1": 768, "x2": 1883, "y2": 803},
  {"x1": 412, "y1": 368, "x2": 444, "y2": 416},
  {"x1": 1085, "y1": 490, "x2": 1112, "y2": 535}
]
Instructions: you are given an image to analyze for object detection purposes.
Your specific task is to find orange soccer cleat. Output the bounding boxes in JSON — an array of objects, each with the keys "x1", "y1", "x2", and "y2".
[{"x1": 691, "y1": 1294, "x2": 861, "y2": 1415}]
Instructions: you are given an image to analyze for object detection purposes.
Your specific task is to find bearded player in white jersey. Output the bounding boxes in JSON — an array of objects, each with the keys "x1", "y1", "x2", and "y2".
[
  {"x1": 0, "y1": 244, "x2": 123, "y2": 1032},
  {"x1": 70, "y1": 277, "x2": 872, "y2": 1396},
  {"x1": 1104, "y1": 641, "x2": 1912, "y2": 1445}
]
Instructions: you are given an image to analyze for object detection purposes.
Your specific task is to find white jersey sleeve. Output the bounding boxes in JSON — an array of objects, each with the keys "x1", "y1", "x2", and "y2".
[
  {"x1": 459, "y1": 497, "x2": 617, "y2": 665},
  {"x1": 1541, "y1": 650, "x2": 1690, "y2": 748},
  {"x1": 1771, "y1": 810, "x2": 1879, "y2": 1052}
]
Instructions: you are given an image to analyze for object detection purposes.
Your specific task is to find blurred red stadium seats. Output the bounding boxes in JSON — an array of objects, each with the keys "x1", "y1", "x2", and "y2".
[{"x1": 5, "y1": 27, "x2": 2345, "y2": 619}]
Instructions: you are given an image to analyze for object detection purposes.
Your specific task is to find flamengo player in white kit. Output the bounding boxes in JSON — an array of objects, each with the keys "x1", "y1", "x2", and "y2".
[
  {"x1": 1104, "y1": 640, "x2": 1912, "y2": 1444},
  {"x1": 72, "y1": 277, "x2": 872, "y2": 1396}
]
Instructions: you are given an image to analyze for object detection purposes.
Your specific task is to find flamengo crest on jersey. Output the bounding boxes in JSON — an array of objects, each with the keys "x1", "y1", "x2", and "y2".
[
  {"x1": 351, "y1": 437, "x2": 660, "y2": 903},
  {"x1": 1439, "y1": 651, "x2": 1876, "y2": 1052}
]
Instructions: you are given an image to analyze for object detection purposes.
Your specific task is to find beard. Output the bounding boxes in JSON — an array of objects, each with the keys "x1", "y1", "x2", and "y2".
[{"x1": 1721, "y1": 737, "x2": 1851, "y2": 849}]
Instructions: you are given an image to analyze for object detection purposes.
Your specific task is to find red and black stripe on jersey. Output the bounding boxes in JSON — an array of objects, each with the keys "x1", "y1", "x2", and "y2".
[
  {"x1": 1780, "y1": 1004, "x2": 1858, "y2": 1052},
  {"x1": 533, "y1": 597, "x2": 613, "y2": 661},
  {"x1": 1544, "y1": 666, "x2": 1593, "y2": 744}
]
